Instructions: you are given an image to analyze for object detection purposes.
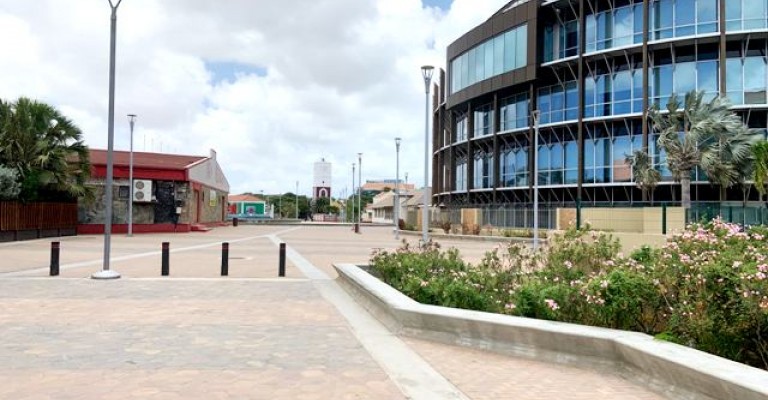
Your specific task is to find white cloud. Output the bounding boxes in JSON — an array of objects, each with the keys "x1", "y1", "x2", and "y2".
[{"x1": 0, "y1": 0, "x2": 508, "y2": 196}]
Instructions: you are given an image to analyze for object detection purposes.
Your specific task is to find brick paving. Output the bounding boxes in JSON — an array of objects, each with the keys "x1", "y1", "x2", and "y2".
[{"x1": 0, "y1": 224, "x2": 672, "y2": 399}]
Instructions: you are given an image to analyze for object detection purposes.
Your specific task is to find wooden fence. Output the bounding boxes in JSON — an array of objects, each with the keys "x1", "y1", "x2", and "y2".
[{"x1": 0, "y1": 201, "x2": 78, "y2": 232}]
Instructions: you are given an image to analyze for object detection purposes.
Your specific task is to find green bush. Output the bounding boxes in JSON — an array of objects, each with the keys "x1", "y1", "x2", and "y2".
[{"x1": 369, "y1": 219, "x2": 768, "y2": 370}]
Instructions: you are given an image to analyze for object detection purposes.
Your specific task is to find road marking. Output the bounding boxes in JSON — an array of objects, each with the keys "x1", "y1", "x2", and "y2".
[{"x1": 2, "y1": 227, "x2": 303, "y2": 277}]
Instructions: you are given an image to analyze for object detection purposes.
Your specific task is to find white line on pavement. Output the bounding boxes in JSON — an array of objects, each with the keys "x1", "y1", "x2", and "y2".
[
  {"x1": 269, "y1": 232, "x2": 468, "y2": 400},
  {"x1": 3, "y1": 227, "x2": 303, "y2": 277}
]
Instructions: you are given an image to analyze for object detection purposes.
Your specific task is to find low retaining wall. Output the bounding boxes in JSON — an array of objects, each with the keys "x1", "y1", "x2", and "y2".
[{"x1": 334, "y1": 263, "x2": 768, "y2": 400}]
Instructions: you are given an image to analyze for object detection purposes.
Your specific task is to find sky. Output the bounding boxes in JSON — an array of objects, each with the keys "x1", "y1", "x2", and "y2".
[{"x1": 0, "y1": 0, "x2": 509, "y2": 197}]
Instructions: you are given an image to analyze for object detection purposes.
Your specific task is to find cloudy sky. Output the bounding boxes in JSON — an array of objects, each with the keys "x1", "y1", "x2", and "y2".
[{"x1": 0, "y1": 0, "x2": 508, "y2": 196}]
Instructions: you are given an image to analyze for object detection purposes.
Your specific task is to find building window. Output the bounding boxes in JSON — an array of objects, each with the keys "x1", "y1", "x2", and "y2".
[
  {"x1": 538, "y1": 80, "x2": 578, "y2": 124},
  {"x1": 449, "y1": 24, "x2": 528, "y2": 94},
  {"x1": 473, "y1": 104, "x2": 494, "y2": 138},
  {"x1": 473, "y1": 151, "x2": 494, "y2": 189},
  {"x1": 500, "y1": 93, "x2": 529, "y2": 131},
  {"x1": 584, "y1": 2, "x2": 644, "y2": 54},
  {"x1": 726, "y1": 0, "x2": 768, "y2": 32},
  {"x1": 651, "y1": 47, "x2": 721, "y2": 107},
  {"x1": 455, "y1": 158, "x2": 468, "y2": 191},
  {"x1": 455, "y1": 113, "x2": 468, "y2": 143},
  {"x1": 501, "y1": 141, "x2": 529, "y2": 188},
  {"x1": 583, "y1": 121, "x2": 643, "y2": 184},
  {"x1": 651, "y1": 0, "x2": 719, "y2": 40}
]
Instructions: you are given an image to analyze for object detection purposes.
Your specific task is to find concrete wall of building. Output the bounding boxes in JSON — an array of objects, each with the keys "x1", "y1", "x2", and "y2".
[
  {"x1": 556, "y1": 207, "x2": 686, "y2": 235},
  {"x1": 187, "y1": 151, "x2": 229, "y2": 192},
  {"x1": 194, "y1": 186, "x2": 227, "y2": 224}
]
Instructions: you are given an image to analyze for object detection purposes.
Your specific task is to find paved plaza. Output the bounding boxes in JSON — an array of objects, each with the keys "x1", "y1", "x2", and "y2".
[{"x1": 0, "y1": 224, "x2": 669, "y2": 399}]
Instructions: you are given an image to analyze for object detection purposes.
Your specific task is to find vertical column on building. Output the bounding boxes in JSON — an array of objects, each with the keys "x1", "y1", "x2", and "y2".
[
  {"x1": 466, "y1": 102, "x2": 474, "y2": 199},
  {"x1": 492, "y1": 93, "x2": 500, "y2": 205},
  {"x1": 528, "y1": 83, "x2": 536, "y2": 204},
  {"x1": 577, "y1": 0, "x2": 587, "y2": 203},
  {"x1": 447, "y1": 110, "x2": 455, "y2": 198},
  {"x1": 642, "y1": 0, "x2": 650, "y2": 154},
  {"x1": 718, "y1": 0, "x2": 726, "y2": 96},
  {"x1": 433, "y1": 82, "x2": 440, "y2": 202}
]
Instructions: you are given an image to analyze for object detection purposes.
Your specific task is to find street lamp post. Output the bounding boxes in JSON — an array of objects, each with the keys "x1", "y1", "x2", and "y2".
[
  {"x1": 127, "y1": 114, "x2": 136, "y2": 237},
  {"x1": 421, "y1": 65, "x2": 434, "y2": 245},
  {"x1": 358, "y1": 153, "x2": 362, "y2": 231},
  {"x1": 295, "y1": 181, "x2": 299, "y2": 219},
  {"x1": 93, "y1": 0, "x2": 124, "y2": 280},
  {"x1": 352, "y1": 163, "x2": 357, "y2": 231},
  {"x1": 395, "y1": 137, "x2": 401, "y2": 239},
  {"x1": 533, "y1": 110, "x2": 541, "y2": 251}
]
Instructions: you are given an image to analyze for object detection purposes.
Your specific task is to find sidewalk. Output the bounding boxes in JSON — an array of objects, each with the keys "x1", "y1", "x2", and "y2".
[{"x1": 0, "y1": 225, "x2": 669, "y2": 399}]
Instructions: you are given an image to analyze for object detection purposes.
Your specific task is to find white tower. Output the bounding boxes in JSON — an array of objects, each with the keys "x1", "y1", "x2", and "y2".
[{"x1": 313, "y1": 158, "x2": 332, "y2": 198}]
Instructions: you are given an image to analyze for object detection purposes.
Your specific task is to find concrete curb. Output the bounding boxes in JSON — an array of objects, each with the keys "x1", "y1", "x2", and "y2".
[
  {"x1": 334, "y1": 263, "x2": 768, "y2": 400},
  {"x1": 397, "y1": 229, "x2": 541, "y2": 244}
]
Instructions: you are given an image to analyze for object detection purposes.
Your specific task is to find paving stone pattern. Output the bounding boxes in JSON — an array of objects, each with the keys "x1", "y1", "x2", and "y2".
[{"x1": 0, "y1": 225, "x2": 673, "y2": 399}]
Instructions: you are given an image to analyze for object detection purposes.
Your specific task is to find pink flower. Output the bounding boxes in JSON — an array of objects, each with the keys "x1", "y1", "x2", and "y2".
[
  {"x1": 504, "y1": 303, "x2": 517, "y2": 310},
  {"x1": 600, "y1": 280, "x2": 609, "y2": 289},
  {"x1": 544, "y1": 299, "x2": 560, "y2": 311}
]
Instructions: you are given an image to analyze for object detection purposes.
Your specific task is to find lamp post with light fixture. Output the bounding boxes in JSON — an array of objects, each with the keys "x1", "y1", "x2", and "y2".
[
  {"x1": 420, "y1": 65, "x2": 433, "y2": 244},
  {"x1": 127, "y1": 114, "x2": 136, "y2": 237}
]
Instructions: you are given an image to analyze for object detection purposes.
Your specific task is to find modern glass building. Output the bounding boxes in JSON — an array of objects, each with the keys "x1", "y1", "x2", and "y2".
[{"x1": 432, "y1": 0, "x2": 768, "y2": 209}]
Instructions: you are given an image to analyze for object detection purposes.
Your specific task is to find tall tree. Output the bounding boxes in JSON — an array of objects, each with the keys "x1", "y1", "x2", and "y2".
[
  {"x1": 0, "y1": 97, "x2": 91, "y2": 201},
  {"x1": 752, "y1": 140, "x2": 768, "y2": 205},
  {"x1": 625, "y1": 149, "x2": 661, "y2": 204},
  {"x1": 649, "y1": 91, "x2": 753, "y2": 209},
  {"x1": 700, "y1": 120, "x2": 759, "y2": 202}
]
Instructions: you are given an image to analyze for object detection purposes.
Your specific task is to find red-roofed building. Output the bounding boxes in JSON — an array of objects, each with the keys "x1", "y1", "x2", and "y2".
[{"x1": 78, "y1": 149, "x2": 230, "y2": 234}]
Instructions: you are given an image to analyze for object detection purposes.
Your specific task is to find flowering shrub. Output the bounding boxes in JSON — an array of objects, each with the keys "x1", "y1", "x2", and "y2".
[{"x1": 369, "y1": 219, "x2": 768, "y2": 370}]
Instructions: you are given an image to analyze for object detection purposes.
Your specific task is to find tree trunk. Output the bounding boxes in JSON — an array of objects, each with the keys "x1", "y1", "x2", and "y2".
[{"x1": 681, "y1": 175, "x2": 692, "y2": 210}]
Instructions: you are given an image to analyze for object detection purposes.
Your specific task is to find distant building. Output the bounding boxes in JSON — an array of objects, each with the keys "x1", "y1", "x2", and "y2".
[
  {"x1": 228, "y1": 194, "x2": 270, "y2": 219},
  {"x1": 79, "y1": 149, "x2": 229, "y2": 233},
  {"x1": 313, "y1": 158, "x2": 332, "y2": 198},
  {"x1": 361, "y1": 180, "x2": 415, "y2": 196}
]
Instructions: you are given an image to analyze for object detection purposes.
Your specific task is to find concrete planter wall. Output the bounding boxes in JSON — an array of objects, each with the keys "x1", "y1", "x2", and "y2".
[{"x1": 334, "y1": 264, "x2": 768, "y2": 400}]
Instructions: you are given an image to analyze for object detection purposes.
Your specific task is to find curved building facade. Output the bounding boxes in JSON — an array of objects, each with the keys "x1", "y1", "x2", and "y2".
[{"x1": 432, "y1": 0, "x2": 768, "y2": 209}]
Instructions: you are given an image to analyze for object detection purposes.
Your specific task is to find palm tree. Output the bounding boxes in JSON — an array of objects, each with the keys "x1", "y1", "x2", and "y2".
[
  {"x1": 649, "y1": 91, "x2": 752, "y2": 209},
  {"x1": 753, "y1": 140, "x2": 768, "y2": 205},
  {"x1": 0, "y1": 97, "x2": 91, "y2": 201},
  {"x1": 700, "y1": 120, "x2": 760, "y2": 202},
  {"x1": 626, "y1": 149, "x2": 661, "y2": 204}
]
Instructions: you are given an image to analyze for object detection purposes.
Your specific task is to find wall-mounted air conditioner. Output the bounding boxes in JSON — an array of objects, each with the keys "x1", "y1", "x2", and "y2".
[{"x1": 132, "y1": 179, "x2": 152, "y2": 202}]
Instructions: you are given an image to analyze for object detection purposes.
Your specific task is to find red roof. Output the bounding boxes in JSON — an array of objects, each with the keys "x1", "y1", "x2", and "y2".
[
  {"x1": 228, "y1": 194, "x2": 263, "y2": 202},
  {"x1": 89, "y1": 149, "x2": 206, "y2": 171}
]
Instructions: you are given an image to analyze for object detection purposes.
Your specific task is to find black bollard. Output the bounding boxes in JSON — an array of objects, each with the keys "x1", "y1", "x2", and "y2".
[
  {"x1": 50, "y1": 241, "x2": 60, "y2": 276},
  {"x1": 278, "y1": 243, "x2": 286, "y2": 277},
  {"x1": 233, "y1": 217, "x2": 238, "y2": 227},
  {"x1": 221, "y1": 242, "x2": 229, "y2": 276},
  {"x1": 161, "y1": 242, "x2": 170, "y2": 276}
]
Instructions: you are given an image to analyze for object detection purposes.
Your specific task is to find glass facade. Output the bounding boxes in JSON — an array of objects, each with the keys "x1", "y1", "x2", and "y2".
[
  {"x1": 537, "y1": 81, "x2": 578, "y2": 124},
  {"x1": 584, "y1": 62, "x2": 644, "y2": 118},
  {"x1": 651, "y1": 46, "x2": 719, "y2": 106},
  {"x1": 500, "y1": 93, "x2": 529, "y2": 131},
  {"x1": 473, "y1": 104, "x2": 494, "y2": 138},
  {"x1": 501, "y1": 140, "x2": 529, "y2": 188},
  {"x1": 537, "y1": 128, "x2": 578, "y2": 186},
  {"x1": 455, "y1": 158, "x2": 467, "y2": 191},
  {"x1": 455, "y1": 113, "x2": 468, "y2": 143},
  {"x1": 585, "y1": 2, "x2": 644, "y2": 54},
  {"x1": 725, "y1": 0, "x2": 768, "y2": 32},
  {"x1": 651, "y1": 0, "x2": 718, "y2": 40},
  {"x1": 438, "y1": 1, "x2": 768, "y2": 205},
  {"x1": 726, "y1": 43, "x2": 768, "y2": 105},
  {"x1": 584, "y1": 122, "x2": 644, "y2": 184},
  {"x1": 450, "y1": 24, "x2": 528, "y2": 94},
  {"x1": 473, "y1": 151, "x2": 494, "y2": 189}
]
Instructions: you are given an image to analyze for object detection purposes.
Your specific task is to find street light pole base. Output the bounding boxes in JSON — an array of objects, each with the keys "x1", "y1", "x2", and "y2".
[{"x1": 91, "y1": 270, "x2": 121, "y2": 280}]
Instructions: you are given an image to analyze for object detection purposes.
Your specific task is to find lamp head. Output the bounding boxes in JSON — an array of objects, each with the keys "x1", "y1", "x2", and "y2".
[
  {"x1": 421, "y1": 65, "x2": 434, "y2": 81},
  {"x1": 395, "y1": 137, "x2": 401, "y2": 146}
]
